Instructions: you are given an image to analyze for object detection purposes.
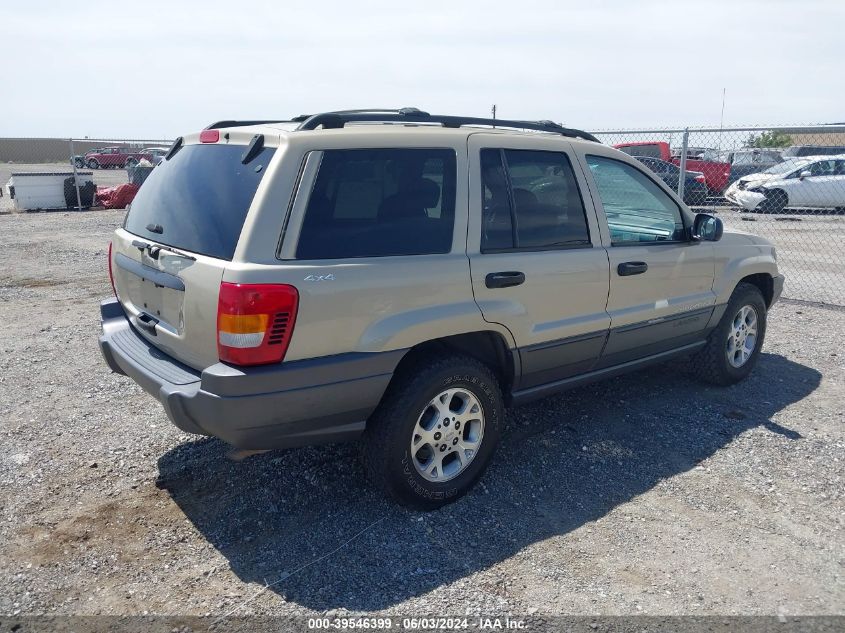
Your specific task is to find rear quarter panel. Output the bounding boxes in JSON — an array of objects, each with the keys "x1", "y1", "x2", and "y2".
[{"x1": 226, "y1": 130, "x2": 515, "y2": 362}]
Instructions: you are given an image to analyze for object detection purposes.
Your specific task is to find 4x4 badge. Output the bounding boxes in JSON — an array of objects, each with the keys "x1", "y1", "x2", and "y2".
[{"x1": 303, "y1": 274, "x2": 335, "y2": 282}]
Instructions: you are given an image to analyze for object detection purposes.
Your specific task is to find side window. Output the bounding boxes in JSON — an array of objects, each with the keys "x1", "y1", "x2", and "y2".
[
  {"x1": 809, "y1": 160, "x2": 835, "y2": 177},
  {"x1": 733, "y1": 152, "x2": 754, "y2": 166},
  {"x1": 586, "y1": 155, "x2": 686, "y2": 244},
  {"x1": 296, "y1": 148, "x2": 456, "y2": 259},
  {"x1": 480, "y1": 149, "x2": 591, "y2": 252}
]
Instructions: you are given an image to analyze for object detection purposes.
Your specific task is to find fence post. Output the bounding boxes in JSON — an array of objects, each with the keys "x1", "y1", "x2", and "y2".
[
  {"x1": 68, "y1": 139, "x2": 83, "y2": 211},
  {"x1": 677, "y1": 127, "x2": 689, "y2": 202}
]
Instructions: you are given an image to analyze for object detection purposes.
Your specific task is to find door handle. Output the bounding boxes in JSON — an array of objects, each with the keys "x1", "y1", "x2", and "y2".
[
  {"x1": 617, "y1": 261, "x2": 648, "y2": 276},
  {"x1": 485, "y1": 271, "x2": 526, "y2": 289}
]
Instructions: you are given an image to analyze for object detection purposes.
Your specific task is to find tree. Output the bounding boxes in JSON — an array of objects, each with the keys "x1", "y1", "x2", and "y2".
[{"x1": 745, "y1": 130, "x2": 792, "y2": 148}]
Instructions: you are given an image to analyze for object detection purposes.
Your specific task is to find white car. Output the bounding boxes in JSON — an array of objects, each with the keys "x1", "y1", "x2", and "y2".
[{"x1": 725, "y1": 155, "x2": 845, "y2": 212}]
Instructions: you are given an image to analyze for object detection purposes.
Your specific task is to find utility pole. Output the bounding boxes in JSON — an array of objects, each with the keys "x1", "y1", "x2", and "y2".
[{"x1": 491, "y1": 104, "x2": 497, "y2": 126}]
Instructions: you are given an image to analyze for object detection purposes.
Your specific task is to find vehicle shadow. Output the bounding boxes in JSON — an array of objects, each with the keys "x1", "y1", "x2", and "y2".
[{"x1": 156, "y1": 352, "x2": 819, "y2": 612}]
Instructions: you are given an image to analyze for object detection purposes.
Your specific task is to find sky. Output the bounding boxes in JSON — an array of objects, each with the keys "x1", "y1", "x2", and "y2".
[{"x1": 2, "y1": 0, "x2": 843, "y2": 139}]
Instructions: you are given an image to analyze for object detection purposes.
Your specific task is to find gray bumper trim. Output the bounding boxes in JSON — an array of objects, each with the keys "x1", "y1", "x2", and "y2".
[{"x1": 98, "y1": 298, "x2": 404, "y2": 449}]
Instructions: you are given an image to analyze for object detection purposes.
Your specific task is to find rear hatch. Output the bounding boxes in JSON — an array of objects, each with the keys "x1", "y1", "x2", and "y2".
[{"x1": 111, "y1": 136, "x2": 277, "y2": 370}]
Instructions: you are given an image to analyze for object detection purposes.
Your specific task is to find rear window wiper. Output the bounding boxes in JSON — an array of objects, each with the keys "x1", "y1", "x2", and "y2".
[{"x1": 131, "y1": 239, "x2": 197, "y2": 261}]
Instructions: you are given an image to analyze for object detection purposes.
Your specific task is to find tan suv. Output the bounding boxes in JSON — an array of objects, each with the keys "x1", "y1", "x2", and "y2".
[{"x1": 99, "y1": 109, "x2": 784, "y2": 509}]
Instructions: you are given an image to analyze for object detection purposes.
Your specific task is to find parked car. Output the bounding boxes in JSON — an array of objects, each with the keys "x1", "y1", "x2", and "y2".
[
  {"x1": 141, "y1": 147, "x2": 169, "y2": 166},
  {"x1": 782, "y1": 145, "x2": 845, "y2": 158},
  {"x1": 634, "y1": 156, "x2": 709, "y2": 205},
  {"x1": 715, "y1": 148, "x2": 783, "y2": 188},
  {"x1": 99, "y1": 109, "x2": 783, "y2": 509},
  {"x1": 725, "y1": 155, "x2": 845, "y2": 212},
  {"x1": 84, "y1": 147, "x2": 152, "y2": 169},
  {"x1": 614, "y1": 141, "x2": 732, "y2": 194}
]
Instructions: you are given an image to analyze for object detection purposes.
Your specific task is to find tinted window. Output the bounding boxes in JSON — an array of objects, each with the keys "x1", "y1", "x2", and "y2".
[
  {"x1": 124, "y1": 143, "x2": 275, "y2": 260},
  {"x1": 587, "y1": 155, "x2": 685, "y2": 244},
  {"x1": 809, "y1": 159, "x2": 837, "y2": 176},
  {"x1": 481, "y1": 149, "x2": 591, "y2": 252},
  {"x1": 296, "y1": 148, "x2": 456, "y2": 259}
]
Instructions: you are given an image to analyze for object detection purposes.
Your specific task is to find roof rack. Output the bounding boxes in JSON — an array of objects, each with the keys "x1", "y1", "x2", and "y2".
[
  {"x1": 204, "y1": 119, "x2": 298, "y2": 130},
  {"x1": 293, "y1": 108, "x2": 600, "y2": 142}
]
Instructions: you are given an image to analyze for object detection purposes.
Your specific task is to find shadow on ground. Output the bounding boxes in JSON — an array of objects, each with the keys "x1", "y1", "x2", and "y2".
[{"x1": 156, "y1": 352, "x2": 819, "y2": 611}]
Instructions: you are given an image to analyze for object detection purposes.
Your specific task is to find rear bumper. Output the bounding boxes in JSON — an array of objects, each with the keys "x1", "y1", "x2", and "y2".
[{"x1": 98, "y1": 298, "x2": 401, "y2": 449}]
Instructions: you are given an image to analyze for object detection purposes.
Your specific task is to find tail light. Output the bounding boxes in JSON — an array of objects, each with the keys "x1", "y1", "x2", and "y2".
[
  {"x1": 695, "y1": 174, "x2": 706, "y2": 183},
  {"x1": 217, "y1": 282, "x2": 299, "y2": 366},
  {"x1": 200, "y1": 129, "x2": 220, "y2": 143},
  {"x1": 107, "y1": 242, "x2": 117, "y2": 298}
]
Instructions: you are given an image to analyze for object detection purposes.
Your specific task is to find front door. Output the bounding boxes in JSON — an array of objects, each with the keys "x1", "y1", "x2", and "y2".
[
  {"x1": 466, "y1": 134, "x2": 611, "y2": 390},
  {"x1": 577, "y1": 151, "x2": 717, "y2": 368},
  {"x1": 788, "y1": 158, "x2": 845, "y2": 208}
]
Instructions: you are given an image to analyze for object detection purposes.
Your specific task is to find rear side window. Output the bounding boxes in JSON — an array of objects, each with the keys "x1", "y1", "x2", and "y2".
[
  {"x1": 480, "y1": 149, "x2": 591, "y2": 252},
  {"x1": 124, "y1": 143, "x2": 275, "y2": 260},
  {"x1": 296, "y1": 148, "x2": 456, "y2": 259}
]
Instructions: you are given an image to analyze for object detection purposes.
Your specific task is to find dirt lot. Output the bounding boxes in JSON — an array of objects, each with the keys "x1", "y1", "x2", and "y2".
[{"x1": 0, "y1": 210, "x2": 842, "y2": 619}]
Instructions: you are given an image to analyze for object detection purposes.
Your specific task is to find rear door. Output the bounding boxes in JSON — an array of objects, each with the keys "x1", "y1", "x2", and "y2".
[
  {"x1": 111, "y1": 138, "x2": 278, "y2": 369},
  {"x1": 467, "y1": 134, "x2": 610, "y2": 390},
  {"x1": 576, "y1": 149, "x2": 716, "y2": 367}
]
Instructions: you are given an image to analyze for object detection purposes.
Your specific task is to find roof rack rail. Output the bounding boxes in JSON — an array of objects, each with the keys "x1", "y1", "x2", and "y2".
[
  {"x1": 293, "y1": 109, "x2": 600, "y2": 142},
  {"x1": 204, "y1": 119, "x2": 298, "y2": 130}
]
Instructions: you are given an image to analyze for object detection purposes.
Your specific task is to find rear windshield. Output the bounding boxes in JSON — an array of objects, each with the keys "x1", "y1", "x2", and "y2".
[{"x1": 124, "y1": 143, "x2": 276, "y2": 260}]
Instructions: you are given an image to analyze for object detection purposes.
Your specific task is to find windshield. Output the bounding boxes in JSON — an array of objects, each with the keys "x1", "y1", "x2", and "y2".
[
  {"x1": 124, "y1": 143, "x2": 276, "y2": 260},
  {"x1": 762, "y1": 159, "x2": 810, "y2": 175}
]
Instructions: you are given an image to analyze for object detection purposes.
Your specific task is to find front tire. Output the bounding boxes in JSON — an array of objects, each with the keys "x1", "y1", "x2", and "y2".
[
  {"x1": 760, "y1": 189, "x2": 787, "y2": 213},
  {"x1": 363, "y1": 354, "x2": 503, "y2": 510},
  {"x1": 87, "y1": 159, "x2": 99, "y2": 169},
  {"x1": 692, "y1": 283, "x2": 767, "y2": 386}
]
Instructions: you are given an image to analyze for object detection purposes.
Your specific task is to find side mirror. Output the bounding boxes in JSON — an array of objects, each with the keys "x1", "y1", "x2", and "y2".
[
  {"x1": 692, "y1": 213, "x2": 723, "y2": 242},
  {"x1": 799, "y1": 170, "x2": 812, "y2": 180}
]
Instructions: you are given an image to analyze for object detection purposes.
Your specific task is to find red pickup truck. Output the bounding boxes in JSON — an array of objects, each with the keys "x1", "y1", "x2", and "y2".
[
  {"x1": 83, "y1": 147, "x2": 152, "y2": 170},
  {"x1": 614, "y1": 141, "x2": 731, "y2": 194}
]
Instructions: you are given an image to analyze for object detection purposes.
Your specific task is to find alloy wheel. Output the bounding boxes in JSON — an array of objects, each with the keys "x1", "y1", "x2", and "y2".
[{"x1": 410, "y1": 388, "x2": 485, "y2": 482}]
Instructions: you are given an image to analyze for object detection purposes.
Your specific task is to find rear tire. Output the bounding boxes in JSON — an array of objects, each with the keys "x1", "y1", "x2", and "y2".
[
  {"x1": 363, "y1": 354, "x2": 502, "y2": 510},
  {"x1": 125, "y1": 158, "x2": 138, "y2": 169},
  {"x1": 691, "y1": 283, "x2": 767, "y2": 386}
]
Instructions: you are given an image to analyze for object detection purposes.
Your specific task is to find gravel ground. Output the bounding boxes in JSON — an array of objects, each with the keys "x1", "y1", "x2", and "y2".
[{"x1": 0, "y1": 210, "x2": 842, "y2": 619}]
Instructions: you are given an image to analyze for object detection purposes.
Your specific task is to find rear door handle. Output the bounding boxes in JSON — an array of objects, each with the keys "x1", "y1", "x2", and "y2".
[
  {"x1": 617, "y1": 261, "x2": 648, "y2": 276},
  {"x1": 485, "y1": 271, "x2": 526, "y2": 289}
]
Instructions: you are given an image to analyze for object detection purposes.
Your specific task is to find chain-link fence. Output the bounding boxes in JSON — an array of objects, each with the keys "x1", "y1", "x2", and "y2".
[
  {"x1": 1, "y1": 137, "x2": 171, "y2": 214},
  {"x1": 592, "y1": 125, "x2": 845, "y2": 305},
  {"x1": 2, "y1": 127, "x2": 844, "y2": 305}
]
